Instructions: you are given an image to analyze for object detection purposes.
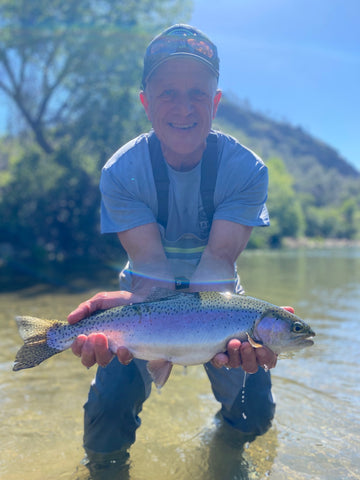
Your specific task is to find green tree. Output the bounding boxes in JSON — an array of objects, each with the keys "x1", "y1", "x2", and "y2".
[
  {"x1": 0, "y1": 0, "x2": 191, "y2": 155},
  {"x1": 303, "y1": 197, "x2": 359, "y2": 240},
  {"x1": 338, "y1": 198, "x2": 358, "y2": 239},
  {"x1": 0, "y1": 142, "x2": 97, "y2": 261},
  {"x1": 253, "y1": 157, "x2": 305, "y2": 247},
  {"x1": 0, "y1": 0, "x2": 191, "y2": 269}
]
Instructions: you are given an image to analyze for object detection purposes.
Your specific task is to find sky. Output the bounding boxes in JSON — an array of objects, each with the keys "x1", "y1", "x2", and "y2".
[
  {"x1": 0, "y1": 1, "x2": 359, "y2": 172},
  {"x1": 190, "y1": 0, "x2": 360, "y2": 171}
]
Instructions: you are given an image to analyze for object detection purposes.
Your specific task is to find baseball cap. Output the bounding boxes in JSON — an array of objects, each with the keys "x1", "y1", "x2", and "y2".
[{"x1": 142, "y1": 24, "x2": 220, "y2": 88}]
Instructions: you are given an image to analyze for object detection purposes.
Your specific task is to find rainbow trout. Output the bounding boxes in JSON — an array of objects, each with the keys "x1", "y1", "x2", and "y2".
[{"x1": 13, "y1": 291, "x2": 315, "y2": 387}]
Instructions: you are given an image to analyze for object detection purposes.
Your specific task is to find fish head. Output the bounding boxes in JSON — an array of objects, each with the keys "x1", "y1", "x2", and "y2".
[{"x1": 252, "y1": 308, "x2": 315, "y2": 355}]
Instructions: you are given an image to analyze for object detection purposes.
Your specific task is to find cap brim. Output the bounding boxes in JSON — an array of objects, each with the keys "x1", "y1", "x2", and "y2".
[{"x1": 143, "y1": 52, "x2": 219, "y2": 87}]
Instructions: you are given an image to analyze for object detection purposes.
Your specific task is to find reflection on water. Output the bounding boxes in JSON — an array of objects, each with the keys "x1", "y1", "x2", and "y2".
[{"x1": 0, "y1": 248, "x2": 359, "y2": 480}]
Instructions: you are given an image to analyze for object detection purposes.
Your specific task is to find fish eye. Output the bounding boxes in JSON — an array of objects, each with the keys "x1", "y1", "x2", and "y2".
[{"x1": 292, "y1": 322, "x2": 305, "y2": 333}]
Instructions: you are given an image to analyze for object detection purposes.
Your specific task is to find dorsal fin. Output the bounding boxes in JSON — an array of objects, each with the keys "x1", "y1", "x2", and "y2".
[{"x1": 143, "y1": 287, "x2": 183, "y2": 303}]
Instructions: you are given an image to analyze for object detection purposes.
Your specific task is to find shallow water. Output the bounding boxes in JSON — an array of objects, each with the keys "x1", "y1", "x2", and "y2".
[{"x1": 0, "y1": 248, "x2": 359, "y2": 480}]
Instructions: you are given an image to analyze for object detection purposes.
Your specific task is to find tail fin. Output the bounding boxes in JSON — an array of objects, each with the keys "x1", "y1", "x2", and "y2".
[{"x1": 13, "y1": 316, "x2": 62, "y2": 371}]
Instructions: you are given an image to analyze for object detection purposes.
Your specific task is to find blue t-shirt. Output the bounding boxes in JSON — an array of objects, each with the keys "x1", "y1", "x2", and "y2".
[{"x1": 100, "y1": 130, "x2": 269, "y2": 285}]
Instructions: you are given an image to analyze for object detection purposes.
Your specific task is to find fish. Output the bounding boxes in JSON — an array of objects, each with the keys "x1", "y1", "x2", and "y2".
[{"x1": 13, "y1": 291, "x2": 315, "y2": 387}]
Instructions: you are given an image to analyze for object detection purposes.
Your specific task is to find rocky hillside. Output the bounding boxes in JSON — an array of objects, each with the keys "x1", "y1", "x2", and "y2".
[{"x1": 215, "y1": 95, "x2": 359, "y2": 207}]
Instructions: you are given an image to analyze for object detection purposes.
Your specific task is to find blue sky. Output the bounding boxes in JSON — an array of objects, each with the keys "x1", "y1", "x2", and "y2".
[
  {"x1": 1, "y1": 1, "x2": 358, "y2": 172},
  {"x1": 190, "y1": 0, "x2": 360, "y2": 171}
]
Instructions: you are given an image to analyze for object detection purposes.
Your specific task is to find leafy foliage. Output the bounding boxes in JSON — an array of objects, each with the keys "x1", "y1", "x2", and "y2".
[
  {"x1": 214, "y1": 95, "x2": 360, "y2": 247},
  {"x1": 0, "y1": 0, "x2": 359, "y2": 281},
  {"x1": 248, "y1": 157, "x2": 305, "y2": 248},
  {"x1": 0, "y1": 0, "x2": 190, "y2": 157},
  {"x1": 0, "y1": 142, "x2": 97, "y2": 262},
  {"x1": 0, "y1": 0, "x2": 191, "y2": 274}
]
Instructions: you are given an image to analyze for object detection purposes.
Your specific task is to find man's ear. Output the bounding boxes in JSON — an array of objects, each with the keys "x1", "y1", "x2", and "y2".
[
  {"x1": 212, "y1": 90, "x2": 222, "y2": 119},
  {"x1": 140, "y1": 91, "x2": 151, "y2": 121}
]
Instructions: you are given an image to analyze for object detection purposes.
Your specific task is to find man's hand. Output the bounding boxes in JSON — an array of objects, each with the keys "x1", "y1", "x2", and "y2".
[
  {"x1": 67, "y1": 290, "x2": 144, "y2": 324},
  {"x1": 211, "y1": 339, "x2": 277, "y2": 373},
  {"x1": 68, "y1": 291, "x2": 142, "y2": 368},
  {"x1": 211, "y1": 306, "x2": 295, "y2": 373}
]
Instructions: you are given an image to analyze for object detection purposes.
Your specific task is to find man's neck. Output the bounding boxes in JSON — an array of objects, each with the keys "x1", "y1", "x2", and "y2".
[{"x1": 161, "y1": 142, "x2": 207, "y2": 172}]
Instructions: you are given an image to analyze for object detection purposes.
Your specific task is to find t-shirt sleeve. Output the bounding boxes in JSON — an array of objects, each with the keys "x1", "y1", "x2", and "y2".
[
  {"x1": 100, "y1": 146, "x2": 157, "y2": 234},
  {"x1": 214, "y1": 139, "x2": 270, "y2": 227}
]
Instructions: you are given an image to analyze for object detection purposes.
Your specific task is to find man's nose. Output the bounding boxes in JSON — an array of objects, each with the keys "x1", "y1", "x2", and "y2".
[{"x1": 174, "y1": 93, "x2": 194, "y2": 115}]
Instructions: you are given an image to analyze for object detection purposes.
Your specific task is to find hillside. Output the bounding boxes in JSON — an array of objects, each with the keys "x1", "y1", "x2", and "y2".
[{"x1": 215, "y1": 95, "x2": 360, "y2": 207}]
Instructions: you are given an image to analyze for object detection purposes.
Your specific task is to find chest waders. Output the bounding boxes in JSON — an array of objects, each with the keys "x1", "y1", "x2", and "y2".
[{"x1": 148, "y1": 131, "x2": 219, "y2": 289}]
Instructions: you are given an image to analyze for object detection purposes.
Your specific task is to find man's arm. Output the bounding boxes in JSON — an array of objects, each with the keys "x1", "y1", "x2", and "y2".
[
  {"x1": 190, "y1": 219, "x2": 277, "y2": 373},
  {"x1": 69, "y1": 220, "x2": 277, "y2": 372},
  {"x1": 117, "y1": 223, "x2": 175, "y2": 294},
  {"x1": 71, "y1": 219, "x2": 248, "y2": 318},
  {"x1": 190, "y1": 219, "x2": 252, "y2": 292},
  {"x1": 69, "y1": 223, "x2": 174, "y2": 367}
]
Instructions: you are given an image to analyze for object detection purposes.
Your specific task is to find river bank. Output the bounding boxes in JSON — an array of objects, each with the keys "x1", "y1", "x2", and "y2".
[
  {"x1": 1, "y1": 237, "x2": 360, "y2": 292},
  {"x1": 282, "y1": 237, "x2": 360, "y2": 249}
]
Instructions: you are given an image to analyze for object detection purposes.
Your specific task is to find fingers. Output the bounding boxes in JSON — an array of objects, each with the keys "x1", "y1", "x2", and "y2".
[
  {"x1": 71, "y1": 334, "x2": 87, "y2": 356},
  {"x1": 211, "y1": 352, "x2": 229, "y2": 368},
  {"x1": 68, "y1": 300, "x2": 93, "y2": 324},
  {"x1": 80, "y1": 334, "x2": 100, "y2": 368},
  {"x1": 255, "y1": 346, "x2": 277, "y2": 370},
  {"x1": 117, "y1": 346, "x2": 134, "y2": 365},
  {"x1": 67, "y1": 291, "x2": 141, "y2": 367},
  {"x1": 211, "y1": 339, "x2": 242, "y2": 369},
  {"x1": 226, "y1": 339, "x2": 241, "y2": 368},
  {"x1": 70, "y1": 333, "x2": 134, "y2": 369},
  {"x1": 71, "y1": 333, "x2": 114, "y2": 368},
  {"x1": 212, "y1": 340, "x2": 277, "y2": 374},
  {"x1": 67, "y1": 290, "x2": 137, "y2": 324},
  {"x1": 239, "y1": 341, "x2": 258, "y2": 374},
  {"x1": 211, "y1": 340, "x2": 257, "y2": 373},
  {"x1": 222, "y1": 339, "x2": 258, "y2": 373},
  {"x1": 281, "y1": 306, "x2": 295, "y2": 314}
]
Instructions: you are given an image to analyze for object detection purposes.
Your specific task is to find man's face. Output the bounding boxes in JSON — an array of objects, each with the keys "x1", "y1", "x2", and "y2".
[{"x1": 140, "y1": 57, "x2": 222, "y2": 161}]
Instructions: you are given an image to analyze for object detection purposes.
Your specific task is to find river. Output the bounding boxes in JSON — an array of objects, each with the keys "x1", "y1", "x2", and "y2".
[{"x1": 0, "y1": 248, "x2": 359, "y2": 480}]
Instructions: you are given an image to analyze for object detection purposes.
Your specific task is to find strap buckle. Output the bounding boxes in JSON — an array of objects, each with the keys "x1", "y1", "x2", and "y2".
[{"x1": 175, "y1": 277, "x2": 190, "y2": 290}]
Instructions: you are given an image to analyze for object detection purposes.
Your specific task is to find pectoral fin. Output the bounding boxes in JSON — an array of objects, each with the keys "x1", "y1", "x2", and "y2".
[
  {"x1": 246, "y1": 333, "x2": 263, "y2": 349},
  {"x1": 147, "y1": 360, "x2": 173, "y2": 388}
]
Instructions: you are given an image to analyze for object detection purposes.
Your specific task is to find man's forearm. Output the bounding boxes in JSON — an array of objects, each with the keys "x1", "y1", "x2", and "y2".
[
  {"x1": 189, "y1": 249, "x2": 236, "y2": 292},
  {"x1": 117, "y1": 225, "x2": 175, "y2": 295},
  {"x1": 131, "y1": 257, "x2": 175, "y2": 294},
  {"x1": 189, "y1": 220, "x2": 252, "y2": 292}
]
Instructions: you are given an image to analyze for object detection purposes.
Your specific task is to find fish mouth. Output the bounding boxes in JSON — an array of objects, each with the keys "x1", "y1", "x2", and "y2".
[
  {"x1": 278, "y1": 335, "x2": 315, "y2": 355},
  {"x1": 294, "y1": 334, "x2": 315, "y2": 348},
  {"x1": 305, "y1": 330, "x2": 315, "y2": 345},
  {"x1": 300, "y1": 328, "x2": 315, "y2": 342}
]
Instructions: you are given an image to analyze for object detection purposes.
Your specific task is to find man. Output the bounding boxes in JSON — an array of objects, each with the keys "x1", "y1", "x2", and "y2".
[{"x1": 68, "y1": 24, "x2": 280, "y2": 470}]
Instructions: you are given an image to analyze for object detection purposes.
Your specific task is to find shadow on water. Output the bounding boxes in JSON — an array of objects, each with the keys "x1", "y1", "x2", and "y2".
[{"x1": 75, "y1": 419, "x2": 278, "y2": 480}]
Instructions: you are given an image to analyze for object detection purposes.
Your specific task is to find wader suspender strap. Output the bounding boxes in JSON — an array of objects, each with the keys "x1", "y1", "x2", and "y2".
[{"x1": 148, "y1": 131, "x2": 219, "y2": 230}]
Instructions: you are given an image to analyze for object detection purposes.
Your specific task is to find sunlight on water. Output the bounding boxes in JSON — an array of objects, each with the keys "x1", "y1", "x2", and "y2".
[{"x1": 0, "y1": 248, "x2": 359, "y2": 479}]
